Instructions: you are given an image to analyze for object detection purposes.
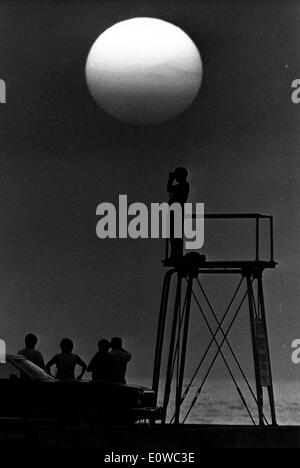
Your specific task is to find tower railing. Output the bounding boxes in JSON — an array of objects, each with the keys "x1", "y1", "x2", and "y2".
[{"x1": 164, "y1": 212, "x2": 275, "y2": 267}]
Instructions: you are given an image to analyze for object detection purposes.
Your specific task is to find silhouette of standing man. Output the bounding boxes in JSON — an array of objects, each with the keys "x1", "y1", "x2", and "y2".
[
  {"x1": 110, "y1": 337, "x2": 131, "y2": 384},
  {"x1": 46, "y1": 338, "x2": 87, "y2": 381},
  {"x1": 167, "y1": 167, "x2": 189, "y2": 262},
  {"x1": 18, "y1": 333, "x2": 45, "y2": 370},
  {"x1": 87, "y1": 339, "x2": 114, "y2": 382}
]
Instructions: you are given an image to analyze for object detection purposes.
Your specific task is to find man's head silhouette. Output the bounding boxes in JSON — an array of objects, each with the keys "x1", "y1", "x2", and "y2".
[
  {"x1": 174, "y1": 167, "x2": 188, "y2": 183},
  {"x1": 25, "y1": 333, "x2": 38, "y2": 349},
  {"x1": 110, "y1": 337, "x2": 122, "y2": 350},
  {"x1": 60, "y1": 338, "x2": 74, "y2": 353},
  {"x1": 98, "y1": 339, "x2": 110, "y2": 353}
]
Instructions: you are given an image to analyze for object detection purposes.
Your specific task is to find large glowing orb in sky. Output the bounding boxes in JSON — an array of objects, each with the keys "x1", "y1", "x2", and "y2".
[{"x1": 85, "y1": 18, "x2": 203, "y2": 125}]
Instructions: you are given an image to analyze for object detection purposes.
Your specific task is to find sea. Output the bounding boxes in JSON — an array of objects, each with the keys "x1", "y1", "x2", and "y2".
[{"x1": 128, "y1": 377, "x2": 300, "y2": 425}]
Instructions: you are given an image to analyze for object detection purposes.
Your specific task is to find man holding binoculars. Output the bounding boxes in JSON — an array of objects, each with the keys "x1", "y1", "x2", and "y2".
[{"x1": 167, "y1": 167, "x2": 189, "y2": 263}]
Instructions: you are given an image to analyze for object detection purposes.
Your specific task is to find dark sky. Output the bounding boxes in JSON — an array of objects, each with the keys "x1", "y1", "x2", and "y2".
[{"x1": 0, "y1": 0, "x2": 300, "y2": 384}]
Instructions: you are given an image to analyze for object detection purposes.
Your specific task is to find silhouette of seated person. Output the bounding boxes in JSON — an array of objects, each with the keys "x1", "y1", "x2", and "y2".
[
  {"x1": 109, "y1": 337, "x2": 131, "y2": 384},
  {"x1": 46, "y1": 338, "x2": 87, "y2": 381},
  {"x1": 87, "y1": 339, "x2": 114, "y2": 382},
  {"x1": 167, "y1": 167, "x2": 190, "y2": 262},
  {"x1": 18, "y1": 333, "x2": 45, "y2": 370}
]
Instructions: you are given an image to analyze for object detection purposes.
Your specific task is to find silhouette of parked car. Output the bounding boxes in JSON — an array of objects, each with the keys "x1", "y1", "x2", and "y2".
[{"x1": 0, "y1": 355, "x2": 160, "y2": 425}]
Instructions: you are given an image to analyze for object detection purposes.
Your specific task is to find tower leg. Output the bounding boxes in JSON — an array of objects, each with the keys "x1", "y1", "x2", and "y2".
[
  {"x1": 246, "y1": 274, "x2": 264, "y2": 425},
  {"x1": 174, "y1": 274, "x2": 193, "y2": 424},
  {"x1": 162, "y1": 273, "x2": 182, "y2": 422},
  {"x1": 257, "y1": 273, "x2": 277, "y2": 426},
  {"x1": 152, "y1": 270, "x2": 175, "y2": 402}
]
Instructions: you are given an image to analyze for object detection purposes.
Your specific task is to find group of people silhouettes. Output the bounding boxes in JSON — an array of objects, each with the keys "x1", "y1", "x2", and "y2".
[{"x1": 18, "y1": 334, "x2": 131, "y2": 384}]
